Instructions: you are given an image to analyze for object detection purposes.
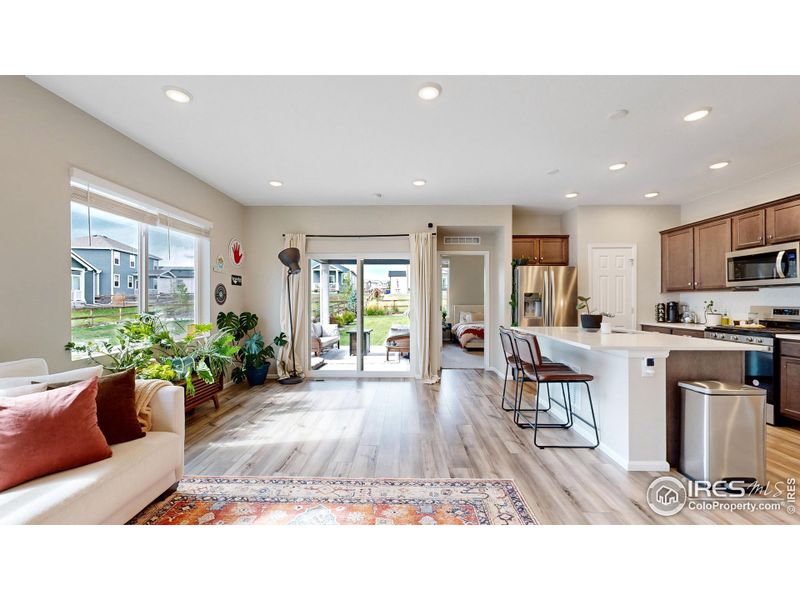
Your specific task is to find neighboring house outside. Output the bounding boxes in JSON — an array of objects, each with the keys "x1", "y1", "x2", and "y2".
[
  {"x1": 388, "y1": 270, "x2": 409, "y2": 295},
  {"x1": 154, "y1": 267, "x2": 196, "y2": 294},
  {"x1": 311, "y1": 263, "x2": 356, "y2": 293},
  {"x1": 365, "y1": 279, "x2": 390, "y2": 293},
  {"x1": 71, "y1": 235, "x2": 159, "y2": 303}
]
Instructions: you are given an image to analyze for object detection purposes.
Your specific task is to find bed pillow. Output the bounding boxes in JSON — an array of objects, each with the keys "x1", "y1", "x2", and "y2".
[
  {"x1": 0, "y1": 383, "x2": 48, "y2": 397},
  {"x1": 0, "y1": 378, "x2": 112, "y2": 492},
  {"x1": 460, "y1": 312, "x2": 474, "y2": 323},
  {"x1": 31, "y1": 365, "x2": 103, "y2": 385},
  {"x1": 472, "y1": 311, "x2": 484, "y2": 322}
]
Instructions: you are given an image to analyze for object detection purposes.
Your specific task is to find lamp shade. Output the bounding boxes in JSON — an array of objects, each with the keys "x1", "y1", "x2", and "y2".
[{"x1": 278, "y1": 247, "x2": 302, "y2": 274}]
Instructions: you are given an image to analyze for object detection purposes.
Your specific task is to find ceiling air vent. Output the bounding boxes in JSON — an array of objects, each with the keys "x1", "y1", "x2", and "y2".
[{"x1": 443, "y1": 235, "x2": 481, "y2": 245}]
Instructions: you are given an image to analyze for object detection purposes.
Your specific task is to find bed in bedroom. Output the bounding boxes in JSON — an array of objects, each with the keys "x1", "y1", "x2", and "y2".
[{"x1": 451, "y1": 304, "x2": 485, "y2": 350}]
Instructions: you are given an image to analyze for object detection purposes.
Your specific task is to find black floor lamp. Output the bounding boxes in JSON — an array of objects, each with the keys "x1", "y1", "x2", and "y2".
[{"x1": 278, "y1": 247, "x2": 303, "y2": 385}]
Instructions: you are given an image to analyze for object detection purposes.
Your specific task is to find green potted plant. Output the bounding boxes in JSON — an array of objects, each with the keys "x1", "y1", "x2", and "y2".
[
  {"x1": 576, "y1": 296, "x2": 614, "y2": 330},
  {"x1": 442, "y1": 309, "x2": 448, "y2": 324},
  {"x1": 217, "y1": 311, "x2": 287, "y2": 386}
]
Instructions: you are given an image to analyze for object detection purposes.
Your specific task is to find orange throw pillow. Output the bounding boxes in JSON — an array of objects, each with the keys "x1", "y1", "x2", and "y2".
[{"x1": 0, "y1": 377, "x2": 112, "y2": 492}]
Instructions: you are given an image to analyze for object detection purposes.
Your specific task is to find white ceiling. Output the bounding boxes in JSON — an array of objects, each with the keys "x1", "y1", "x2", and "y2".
[{"x1": 29, "y1": 76, "x2": 800, "y2": 211}]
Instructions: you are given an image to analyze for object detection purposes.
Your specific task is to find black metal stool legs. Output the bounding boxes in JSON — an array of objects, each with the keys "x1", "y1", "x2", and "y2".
[{"x1": 532, "y1": 381, "x2": 600, "y2": 450}]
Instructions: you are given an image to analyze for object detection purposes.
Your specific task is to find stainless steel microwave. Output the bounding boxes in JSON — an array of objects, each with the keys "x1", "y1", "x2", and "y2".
[{"x1": 726, "y1": 241, "x2": 800, "y2": 287}]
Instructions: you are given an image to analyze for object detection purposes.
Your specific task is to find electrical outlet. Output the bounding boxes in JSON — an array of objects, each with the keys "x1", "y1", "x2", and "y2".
[{"x1": 642, "y1": 357, "x2": 656, "y2": 377}]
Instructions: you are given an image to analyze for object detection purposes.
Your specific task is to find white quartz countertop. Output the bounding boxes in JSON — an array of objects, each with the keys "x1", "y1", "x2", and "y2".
[
  {"x1": 777, "y1": 334, "x2": 800, "y2": 341},
  {"x1": 640, "y1": 321, "x2": 708, "y2": 332},
  {"x1": 514, "y1": 326, "x2": 767, "y2": 353}
]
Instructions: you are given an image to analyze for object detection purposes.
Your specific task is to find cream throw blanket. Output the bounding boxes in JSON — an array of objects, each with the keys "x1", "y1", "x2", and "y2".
[{"x1": 134, "y1": 379, "x2": 173, "y2": 432}]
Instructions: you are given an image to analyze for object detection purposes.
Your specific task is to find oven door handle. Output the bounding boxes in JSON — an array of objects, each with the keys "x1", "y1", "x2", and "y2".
[{"x1": 776, "y1": 251, "x2": 786, "y2": 279}]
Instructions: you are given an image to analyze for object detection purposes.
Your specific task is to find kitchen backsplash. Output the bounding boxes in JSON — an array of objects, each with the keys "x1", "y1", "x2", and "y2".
[{"x1": 679, "y1": 288, "x2": 800, "y2": 323}]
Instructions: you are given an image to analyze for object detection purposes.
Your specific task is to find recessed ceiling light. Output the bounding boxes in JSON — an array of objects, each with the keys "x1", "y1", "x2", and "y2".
[
  {"x1": 565, "y1": 192, "x2": 579, "y2": 199},
  {"x1": 684, "y1": 107, "x2": 712, "y2": 122},
  {"x1": 709, "y1": 161, "x2": 730, "y2": 170},
  {"x1": 412, "y1": 179, "x2": 427, "y2": 187},
  {"x1": 268, "y1": 180, "x2": 283, "y2": 187},
  {"x1": 608, "y1": 162, "x2": 627, "y2": 171},
  {"x1": 644, "y1": 192, "x2": 660, "y2": 198},
  {"x1": 418, "y1": 83, "x2": 442, "y2": 100},
  {"x1": 608, "y1": 109, "x2": 629, "y2": 120},
  {"x1": 163, "y1": 86, "x2": 192, "y2": 103}
]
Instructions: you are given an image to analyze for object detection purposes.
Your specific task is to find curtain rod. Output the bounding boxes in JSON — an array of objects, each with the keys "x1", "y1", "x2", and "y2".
[{"x1": 282, "y1": 233, "x2": 436, "y2": 238}]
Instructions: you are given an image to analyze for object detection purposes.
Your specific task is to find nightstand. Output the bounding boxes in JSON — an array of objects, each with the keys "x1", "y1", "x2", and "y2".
[{"x1": 442, "y1": 322, "x2": 453, "y2": 343}]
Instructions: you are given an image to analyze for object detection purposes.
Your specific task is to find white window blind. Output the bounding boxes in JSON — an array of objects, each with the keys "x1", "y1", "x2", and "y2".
[{"x1": 69, "y1": 169, "x2": 213, "y2": 238}]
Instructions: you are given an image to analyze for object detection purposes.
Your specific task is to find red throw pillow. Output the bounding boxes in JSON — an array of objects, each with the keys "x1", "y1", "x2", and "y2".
[
  {"x1": 0, "y1": 377, "x2": 112, "y2": 492},
  {"x1": 95, "y1": 369, "x2": 145, "y2": 445}
]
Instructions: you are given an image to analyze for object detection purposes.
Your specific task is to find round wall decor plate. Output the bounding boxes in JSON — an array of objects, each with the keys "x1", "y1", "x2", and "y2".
[
  {"x1": 214, "y1": 283, "x2": 228, "y2": 305},
  {"x1": 229, "y1": 238, "x2": 244, "y2": 268}
]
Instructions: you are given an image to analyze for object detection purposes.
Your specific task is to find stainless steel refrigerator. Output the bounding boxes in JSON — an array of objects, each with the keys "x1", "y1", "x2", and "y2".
[{"x1": 515, "y1": 266, "x2": 578, "y2": 327}]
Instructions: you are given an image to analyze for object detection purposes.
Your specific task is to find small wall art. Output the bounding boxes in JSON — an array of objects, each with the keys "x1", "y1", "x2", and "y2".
[{"x1": 229, "y1": 238, "x2": 244, "y2": 268}]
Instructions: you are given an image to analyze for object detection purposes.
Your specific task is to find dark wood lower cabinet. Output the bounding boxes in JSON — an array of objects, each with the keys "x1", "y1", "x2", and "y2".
[
  {"x1": 780, "y1": 355, "x2": 800, "y2": 422},
  {"x1": 641, "y1": 325, "x2": 705, "y2": 338}
]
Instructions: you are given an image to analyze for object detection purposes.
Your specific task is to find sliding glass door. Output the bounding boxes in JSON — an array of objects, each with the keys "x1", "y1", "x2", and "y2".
[{"x1": 309, "y1": 255, "x2": 410, "y2": 376}]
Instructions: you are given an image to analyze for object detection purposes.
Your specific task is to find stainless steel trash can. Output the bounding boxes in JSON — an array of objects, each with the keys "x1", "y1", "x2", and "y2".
[{"x1": 678, "y1": 381, "x2": 766, "y2": 485}]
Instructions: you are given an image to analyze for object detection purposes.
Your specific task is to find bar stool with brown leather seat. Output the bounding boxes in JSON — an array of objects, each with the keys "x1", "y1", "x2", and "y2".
[
  {"x1": 498, "y1": 326, "x2": 572, "y2": 414},
  {"x1": 511, "y1": 330, "x2": 599, "y2": 449}
]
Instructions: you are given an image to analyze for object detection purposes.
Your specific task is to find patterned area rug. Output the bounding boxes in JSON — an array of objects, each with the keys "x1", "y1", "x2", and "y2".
[{"x1": 129, "y1": 476, "x2": 536, "y2": 525}]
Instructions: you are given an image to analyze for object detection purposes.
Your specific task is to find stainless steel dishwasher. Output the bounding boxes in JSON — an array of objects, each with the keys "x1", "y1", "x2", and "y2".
[{"x1": 678, "y1": 381, "x2": 766, "y2": 485}]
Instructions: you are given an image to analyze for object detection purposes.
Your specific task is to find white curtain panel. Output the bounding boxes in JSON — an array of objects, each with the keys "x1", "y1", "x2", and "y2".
[
  {"x1": 278, "y1": 233, "x2": 309, "y2": 379},
  {"x1": 409, "y1": 232, "x2": 440, "y2": 383}
]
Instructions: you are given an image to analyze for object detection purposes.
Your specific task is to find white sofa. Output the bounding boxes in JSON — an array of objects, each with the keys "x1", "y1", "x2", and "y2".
[{"x1": 0, "y1": 358, "x2": 185, "y2": 524}]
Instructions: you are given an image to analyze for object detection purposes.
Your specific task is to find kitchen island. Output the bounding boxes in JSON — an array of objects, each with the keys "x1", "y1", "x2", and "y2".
[{"x1": 513, "y1": 327, "x2": 767, "y2": 472}]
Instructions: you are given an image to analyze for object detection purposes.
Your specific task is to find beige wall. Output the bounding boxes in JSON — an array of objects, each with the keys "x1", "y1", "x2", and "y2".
[
  {"x1": 244, "y1": 206, "x2": 513, "y2": 374},
  {"x1": 512, "y1": 207, "x2": 562, "y2": 235},
  {"x1": 561, "y1": 205, "x2": 682, "y2": 325},
  {"x1": 0, "y1": 76, "x2": 245, "y2": 371},
  {"x1": 445, "y1": 254, "x2": 485, "y2": 322}
]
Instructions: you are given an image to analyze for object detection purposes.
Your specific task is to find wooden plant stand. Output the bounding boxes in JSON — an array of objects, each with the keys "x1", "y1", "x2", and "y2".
[{"x1": 182, "y1": 374, "x2": 224, "y2": 412}]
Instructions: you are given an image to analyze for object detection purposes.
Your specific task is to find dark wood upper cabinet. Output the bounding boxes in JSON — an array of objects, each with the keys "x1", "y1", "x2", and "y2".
[
  {"x1": 512, "y1": 238, "x2": 537, "y2": 262},
  {"x1": 661, "y1": 227, "x2": 695, "y2": 292},
  {"x1": 538, "y1": 237, "x2": 569, "y2": 265},
  {"x1": 694, "y1": 218, "x2": 731, "y2": 290},
  {"x1": 732, "y1": 209, "x2": 765, "y2": 250},
  {"x1": 766, "y1": 198, "x2": 800, "y2": 244},
  {"x1": 512, "y1": 235, "x2": 569, "y2": 265}
]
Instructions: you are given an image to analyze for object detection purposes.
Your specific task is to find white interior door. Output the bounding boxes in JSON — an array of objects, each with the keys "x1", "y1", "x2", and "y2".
[{"x1": 589, "y1": 245, "x2": 635, "y2": 329}]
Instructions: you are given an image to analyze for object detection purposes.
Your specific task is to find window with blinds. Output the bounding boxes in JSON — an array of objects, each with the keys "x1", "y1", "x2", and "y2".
[{"x1": 69, "y1": 170, "x2": 210, "y2": 350}]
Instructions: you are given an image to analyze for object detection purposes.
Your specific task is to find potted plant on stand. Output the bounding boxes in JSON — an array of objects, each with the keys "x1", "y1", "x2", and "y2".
[
  {"x1": 576, "y1": 296, "x2": 614, "y2": 330},
  {"x1": 217, "y1": 311, "x2": 287, "y2": 386}
]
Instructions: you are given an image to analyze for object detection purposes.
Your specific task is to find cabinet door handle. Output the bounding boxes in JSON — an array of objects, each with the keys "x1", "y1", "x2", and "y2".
[{"x1": 768, "y1": 234, "x2": 773, "y2": 239}]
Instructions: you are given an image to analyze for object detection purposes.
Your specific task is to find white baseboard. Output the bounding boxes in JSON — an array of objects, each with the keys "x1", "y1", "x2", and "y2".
[{"x1": 539, "y1": 400, "x2": 670, "y2": 473}]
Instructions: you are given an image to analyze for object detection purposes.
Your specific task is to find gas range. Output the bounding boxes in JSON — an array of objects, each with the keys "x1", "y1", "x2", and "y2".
[
  {"x1": 704, "y1": 306, "x2": 800, "y2": 348},
  {"x1": 703, "y1": 306, "x2": 800, "y2": 426},
  {"x1": 704, "y1": 327, "x2": 776, "y2": 347}
]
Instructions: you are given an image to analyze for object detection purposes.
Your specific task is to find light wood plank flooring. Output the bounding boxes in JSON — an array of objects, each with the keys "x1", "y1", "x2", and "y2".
[{"x1": 185, "y1": 369, "x2": 800, "y2": 524}]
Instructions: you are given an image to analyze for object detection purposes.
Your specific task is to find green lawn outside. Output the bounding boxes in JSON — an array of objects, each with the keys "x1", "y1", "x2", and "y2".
[
  {"x1": 337, "y1": 314, "x2": 409, "y2": 347},
  {"x1": 70, "y1": 305, "x2": 192, "y2": 346}
]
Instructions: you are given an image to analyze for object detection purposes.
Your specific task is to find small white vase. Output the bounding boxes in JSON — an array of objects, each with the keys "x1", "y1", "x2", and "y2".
[
  {"x1": 706, "y1": 313, "x2": 722, "y2": 326},
  {"x1": 600, "y1": 322, "x2": 613, "y2": 334}
]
